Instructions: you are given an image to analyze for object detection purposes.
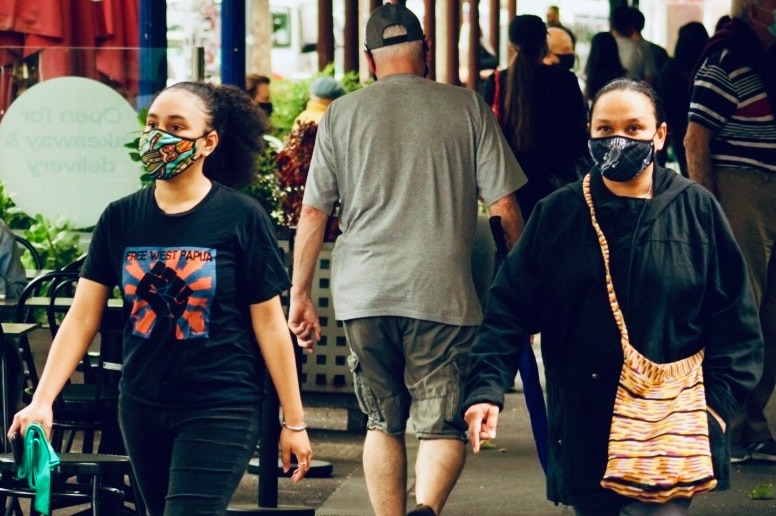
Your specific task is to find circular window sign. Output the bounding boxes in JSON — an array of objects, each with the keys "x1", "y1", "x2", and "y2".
[{"x1": 0, "y1": 76, "x2": 141, "y2": 228}]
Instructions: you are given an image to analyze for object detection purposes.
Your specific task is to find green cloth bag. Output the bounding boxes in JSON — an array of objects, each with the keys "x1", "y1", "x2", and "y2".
[{"x1": 15, "y1": 423, "x2": 60, "y2": 515}]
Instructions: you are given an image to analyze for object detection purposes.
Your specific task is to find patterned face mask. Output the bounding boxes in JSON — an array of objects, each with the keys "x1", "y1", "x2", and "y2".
[
  {"x1": 138, "y1": 128, "x2": 205, "y2": 180},
  {"x1": 588, "y1": 135, "x2": 655, "y2": 182}
]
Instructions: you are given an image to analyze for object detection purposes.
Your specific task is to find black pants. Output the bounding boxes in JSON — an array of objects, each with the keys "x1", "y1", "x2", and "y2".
[{"x1": 119, "y1": 396, "x2": 261, "y2": 516}]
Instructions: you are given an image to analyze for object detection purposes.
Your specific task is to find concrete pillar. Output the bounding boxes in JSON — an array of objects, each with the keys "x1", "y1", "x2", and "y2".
[
  {"x1": 318, "y1": 0, "x2": 335, "y2": 70},
  {"x1": 344, "y1": 0, "x2": 359, "y2": 73},
  {"x1": 248, "y1": 0, "x2": 272, "y2": 76},
  {"x1": 488, "y1": 0, "x2": 499, "y2": 62},
  {"x1": 438, "y1": 0, "x2": 460, "y2": 85},
  {"x1": 424, "y1": 0, "x2": 436, "y2": 80},
  {"x1": 466, "y1": 0, "x2": 480, "y2": 90}
]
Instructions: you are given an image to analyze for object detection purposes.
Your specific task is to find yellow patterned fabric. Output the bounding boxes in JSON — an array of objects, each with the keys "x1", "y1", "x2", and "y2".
[{"x1": 583, "y1": 175, "x2": 717, "y2": 503}]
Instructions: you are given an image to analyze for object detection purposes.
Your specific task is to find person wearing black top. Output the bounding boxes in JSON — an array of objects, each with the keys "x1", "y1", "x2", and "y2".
[
  {"x1": 8, "y1": 81, "x2": 312, "y2": 515},
  {"x1": 482, "y1": 14, "x2": 588, "y2": 221},
  {"x1": 654, "y1": 21, "x2": 709, "y2": 177},
  {"x1": 463, "y1": 78, "x2": 762, "y2": 515}
]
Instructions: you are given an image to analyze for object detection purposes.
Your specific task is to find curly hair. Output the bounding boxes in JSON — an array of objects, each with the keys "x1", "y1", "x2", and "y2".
[{"x1": 165, "y1": 81, "x2": 269, "y2": 189}]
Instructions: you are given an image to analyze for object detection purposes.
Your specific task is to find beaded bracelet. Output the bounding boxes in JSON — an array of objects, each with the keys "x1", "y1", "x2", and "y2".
[{"x1": 281, "y1": 422, "x2": 308, "y2": 431}]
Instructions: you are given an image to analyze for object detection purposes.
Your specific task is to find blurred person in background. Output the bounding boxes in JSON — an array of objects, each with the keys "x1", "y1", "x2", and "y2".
[
  {"x1": 654, "y1": 21, "x2": 709, "y2": 177},
  {"x1": 630, "y1": 7, "x2": 670, "y2": 76},
  {"x1": 716, "y1": 14, "x2": 732, "y2": 32},
  {"x1": 584, "y1": 32, "x2": 627, "y2": 105},
  {"x1": 610, "y1": 6, "x2": 656, "y2": 83},
  {"x1": 546, "y1": 4, "x2": 576, "y2": 47},
  {"x1": 246, "y1": 73, "x2": 273, "y2": 119},
  {"x1": 483, "y1": 14, "x2": 587, "y2": 222},
  {"x1": 685, "y1": 0, "x2": 776, "y2": 465},
  {"x1": 293, "y1": 76, "x2": 346, "y2": 127},
  {"x1": 543, "y1": 26, "x2": 576, "y2": 71},
  {"x1": 0, "y1": 221, "x2": 26, "y2": 299}
]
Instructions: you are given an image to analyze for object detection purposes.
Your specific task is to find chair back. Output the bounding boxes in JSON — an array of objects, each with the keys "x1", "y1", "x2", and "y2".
[
  {"x1": 59, "y1": 253, "x2": 87, "y2": 272},
  {"x1": 15, "y1": 270, "x2": 79, "y2": 325},
  {"x1": 0, "y1": 324, "x2": 24, "y2": 453},
  {"x1": 13, "y1": 235, "x2": 43, "y2": 270}
]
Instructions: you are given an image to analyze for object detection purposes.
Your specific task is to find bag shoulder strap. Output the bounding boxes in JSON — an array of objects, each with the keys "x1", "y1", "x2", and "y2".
[
  {"x1": 491, "y1": 68, "x2": 501, "y2": 123},
  {"x1": 582, "y1": 175, "x2": 704, "y2": 377},
  {"x1": 582, "y1": 174, "x2": 631, "y2": 347}
]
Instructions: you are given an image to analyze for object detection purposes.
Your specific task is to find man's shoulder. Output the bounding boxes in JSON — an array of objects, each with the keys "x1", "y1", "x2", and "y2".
[{"x1": 699, "y1": 47, "x2": 741, "y2": 71}]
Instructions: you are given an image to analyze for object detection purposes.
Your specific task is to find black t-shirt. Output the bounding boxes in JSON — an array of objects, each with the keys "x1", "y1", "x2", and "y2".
[{"x1": 82, "y1": 182, "x2": 290, "y2": 407}]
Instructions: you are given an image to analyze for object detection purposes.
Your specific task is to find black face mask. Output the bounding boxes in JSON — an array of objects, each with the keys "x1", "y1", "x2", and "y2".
[
  {"x1": 588, "y1": 135, "x2": 655, "y2": 182},
  {"x1": 258, "y1": 102, "x2": 273, "y2": 117},
  {"x1": 556, "y1": 53, "x2": 575, "y2": 71}
]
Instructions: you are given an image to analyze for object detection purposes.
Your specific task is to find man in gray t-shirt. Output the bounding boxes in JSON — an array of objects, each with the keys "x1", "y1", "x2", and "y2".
[
  {"x1": 288, "y1": 4, "x2": 525, "y2": 516},
  {"x1": 610, "y1": 5, "x2": 657, "y2": 83}
]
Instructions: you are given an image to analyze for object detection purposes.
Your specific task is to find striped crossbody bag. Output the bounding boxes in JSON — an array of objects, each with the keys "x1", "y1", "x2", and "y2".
[{"x1": 582, "y1": 174, "x2": 717, "y2": 502}]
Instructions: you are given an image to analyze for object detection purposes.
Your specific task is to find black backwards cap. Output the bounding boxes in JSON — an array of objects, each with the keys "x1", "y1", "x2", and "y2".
[{"x1": 364, "y1": 3, "x2": 424, "y2": 51}]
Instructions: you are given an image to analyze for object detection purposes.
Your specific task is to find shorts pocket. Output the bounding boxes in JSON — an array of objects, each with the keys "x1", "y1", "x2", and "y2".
[{"x1": 348, "y1": 352, "x2": 381, "y2": 421}]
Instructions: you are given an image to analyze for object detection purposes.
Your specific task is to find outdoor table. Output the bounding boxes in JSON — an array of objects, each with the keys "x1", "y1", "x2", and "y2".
[{"x1": 1, "y1": 322, "x2": 38, "y2": 340}]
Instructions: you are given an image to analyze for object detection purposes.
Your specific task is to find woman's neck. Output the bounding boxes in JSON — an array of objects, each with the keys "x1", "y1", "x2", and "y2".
[
  {"x1": 602, "y1": 165, "x2": 655, "y2": 199},
  {"x1": 154, "y1": 171, "x2": 213, "y2": 214}
]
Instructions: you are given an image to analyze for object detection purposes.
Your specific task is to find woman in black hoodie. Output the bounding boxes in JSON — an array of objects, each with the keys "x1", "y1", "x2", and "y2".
[{"x1": 463, "y1": 79, "x2": 763, "y2": 515}]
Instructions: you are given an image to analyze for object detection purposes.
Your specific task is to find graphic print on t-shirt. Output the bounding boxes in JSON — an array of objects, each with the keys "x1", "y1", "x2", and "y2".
[{"x1": 122, "y1": 246, "x2": 216, "y2": 339}]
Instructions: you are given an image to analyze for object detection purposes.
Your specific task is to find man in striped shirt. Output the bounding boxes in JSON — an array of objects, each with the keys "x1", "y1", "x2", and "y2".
[{"x1": 685, "y1": 0, "x2": 776, "y2": 464}]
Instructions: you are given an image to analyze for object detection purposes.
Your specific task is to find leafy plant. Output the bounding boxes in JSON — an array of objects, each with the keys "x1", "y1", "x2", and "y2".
[
  {"x1": 242, "y1": 147, "x2": 283, "y2": 231},
  {"x1": 0, "y1": 182, "x2": 35, "y2": 231},
  {"x1": 268, "y1": 63, "x2": 365, "y2": 141},
  {"x1": 124, "y1": 107, "x2": 151, "y2": 184},
  {"x1": 23, "y1": 215, "x2": 84, "y2": 270},
  {"x1": 274, "y1": 121, "x2": 317, "y2": 228},
  {"x1": 268, "y1": 75, "x2": 315, "y2": 139}
]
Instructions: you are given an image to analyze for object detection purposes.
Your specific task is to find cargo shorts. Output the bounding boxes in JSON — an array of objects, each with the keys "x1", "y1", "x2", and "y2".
[{"x1": 344, "y1": 316, "x2": 476, "y2": 441}]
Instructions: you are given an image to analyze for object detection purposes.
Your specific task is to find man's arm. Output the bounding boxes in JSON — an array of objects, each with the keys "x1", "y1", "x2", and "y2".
[
  {"x1": 486, "y1": 193, "x2": 523, "y2": 249},
  {"x1": 288, "y1": 204, "x2": 329, "y2": 351},
  {"x1": 684, "y1": 121, "x2": 716, "y2": 194}
]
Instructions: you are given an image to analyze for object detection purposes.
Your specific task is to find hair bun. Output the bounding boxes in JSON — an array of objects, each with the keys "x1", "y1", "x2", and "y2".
[{"x1": 509, "y1": 15, "x2": 547, "y2": 51}]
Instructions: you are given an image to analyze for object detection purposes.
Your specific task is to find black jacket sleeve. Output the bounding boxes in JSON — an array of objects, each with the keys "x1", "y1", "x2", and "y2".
[{"x1": 462, "y1": 208, "x2": 542, "y2": 413}]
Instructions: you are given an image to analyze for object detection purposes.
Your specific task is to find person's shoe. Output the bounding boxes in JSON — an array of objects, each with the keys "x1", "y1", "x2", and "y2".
[
  {"x1": 406, "y1": 504, "x2": 436, "y2": 516},
  {"x1": 730, "y1": 444, "x2": 751, "y2": 464},
  {"x1": 748, "y1": 438, "x2": 776, "y2": 462}
]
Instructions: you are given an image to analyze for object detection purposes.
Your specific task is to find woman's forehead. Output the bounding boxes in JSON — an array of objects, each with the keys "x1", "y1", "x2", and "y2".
[
  {"x1": 149, "y1": 89, "x2": 207, "y2": 120},
  {"x1": 592, "y1": 90, "x2": 654, "y2": 120}
]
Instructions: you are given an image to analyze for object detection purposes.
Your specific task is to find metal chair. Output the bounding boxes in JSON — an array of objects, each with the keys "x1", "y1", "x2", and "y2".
[
  {"x1": 12, "y1": 236, "x2": 42, "y2": 271},
  {"x1": 0, "y1": 323, "x2": 136, "y2": 515},
  {"x1": 13, "y1": 272, "x2": 119, "y2": 455}
]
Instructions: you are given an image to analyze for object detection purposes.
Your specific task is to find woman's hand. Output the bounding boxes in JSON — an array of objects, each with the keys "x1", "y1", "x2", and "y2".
[
  {"x1": 7, "y1": 400, "x2": 54, "y2": 442},
  {"x1": 279, "y1": 427, "x2": 313, "y2": 483},
  {"x1": 464, "y1": 402, "x2": 500, "y2": 453}
]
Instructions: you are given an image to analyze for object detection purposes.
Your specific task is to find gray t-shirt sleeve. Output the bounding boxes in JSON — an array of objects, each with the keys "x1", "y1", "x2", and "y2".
[
  {"x1": 473, "y1": 94, "x2": 528, "y2": 205},
  {"x1": 302, "y1": 112, "x2": 339, "y2": 215}
]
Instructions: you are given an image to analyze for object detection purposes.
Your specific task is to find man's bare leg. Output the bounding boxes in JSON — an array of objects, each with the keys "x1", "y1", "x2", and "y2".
[
  {"x1": 364, "y1": 429, "x2": 407, "y2": 516},
  {"x1": 413, "y1": 438, "x2": 466, "y2": 514}
]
